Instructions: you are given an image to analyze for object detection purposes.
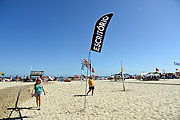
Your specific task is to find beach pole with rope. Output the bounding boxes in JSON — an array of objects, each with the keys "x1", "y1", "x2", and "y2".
[{"x1": 84, "y1": 51, "x2": 91, "y2": 110}]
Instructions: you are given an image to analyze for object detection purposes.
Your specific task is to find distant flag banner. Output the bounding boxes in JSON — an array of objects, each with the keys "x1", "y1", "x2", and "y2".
[
  {"x1": 81, "y1": 58, "x2": 90, "y2": 69},
  {"x1": 89, "y1": 63, "x2": 91, "y2": 69},
  {"x1": 174, "y1": 62, "x2": 180, "y2": 66},
  {"x1": 81, "y1": 58, "x2": 85, "y2": 65},
  {"x1": 84, "y1": 59, "x2": 89, "y2": 68},
  {"x1": 81, "y1": 58, "x2": 88, "y2": 68},
  {"x1": 81, "y1": 59, "x2": 95, "y2": 72},
  {"x1": 81, "y1": 65, "x2": 84, "y2": 70},
  {"x1": 90, "y1": 13, "x2": 114, "y2": 53},
  {"x1": 156, "y1": 68, "x2": 159, "y2": 72},
  {"x1": 92, "y1": 67, "x2": 95, "y2": 74},
  {"x1": 176, "y1": 68, "x2": 179, "y2": 71}
]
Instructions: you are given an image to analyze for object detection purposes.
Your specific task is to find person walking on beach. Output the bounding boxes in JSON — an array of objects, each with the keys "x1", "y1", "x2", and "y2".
[
  {"x1": 23, "y1": 76, "x2": 26, "y2": 82},
  {"x1": 87, "y1": 76, "x2": 94, "y2": 96},
  {"x1": 32, "y1": 78, "x2": 46, "y2": 110},
  {"x1": 10, "y1": 75, "x2": 12, "y2": 82},
  {"x1": 15, "y1": 75, "x2": 19, "y2": 82}
]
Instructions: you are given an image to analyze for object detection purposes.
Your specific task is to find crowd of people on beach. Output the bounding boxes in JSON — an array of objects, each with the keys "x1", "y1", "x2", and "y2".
[
  {"x1": 0, "y1": 75, "x2": 48, "y2": 82},
  {"x1": 136, "y1": 74, "x2": 179, "y2": 81},
  {"x1": 0, "y1": 75, "x2": 80, "y2": 82},
  {"x1": 0, "y1": 72, "x2": 179, "y2": 82}
]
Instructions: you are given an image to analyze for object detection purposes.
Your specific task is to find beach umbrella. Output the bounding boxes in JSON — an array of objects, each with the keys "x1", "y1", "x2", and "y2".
[
  {"x1": 133, "y1": 74, "x2": 137, "y2": 76},
  {"x1": 74, "y1": 75, "x2": 79, "y2": 77}
]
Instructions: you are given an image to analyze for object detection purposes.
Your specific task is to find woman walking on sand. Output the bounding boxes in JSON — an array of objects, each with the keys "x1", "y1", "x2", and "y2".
[{"x1": 32, "y1": 78, "x2": 46, "y2": 110}]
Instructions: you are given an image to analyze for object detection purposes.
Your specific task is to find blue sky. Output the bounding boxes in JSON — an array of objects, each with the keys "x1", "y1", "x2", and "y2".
[{"x1": 0, "y1": 0, "x2": 180, "y2": 76}]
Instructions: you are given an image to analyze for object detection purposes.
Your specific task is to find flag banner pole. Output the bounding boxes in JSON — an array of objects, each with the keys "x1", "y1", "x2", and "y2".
[
  {"x1": 84, "y1": 51, "x2": 91, "y2": 109},
  {"x1": 84, "y1": 13, "x2": 114, "y2": 110},
  {"x1": 164, "y1": 70, "x2": 165, "y2": 81},
  {"x1": 121, "y1": 61, "x2": 125, "y2": 91},
  {"x1": 81, "y1": 68, "x2": 83, "y2": 84},
  {"x1": 90, "y1": 60, "x2": 92, "y2": 76}
]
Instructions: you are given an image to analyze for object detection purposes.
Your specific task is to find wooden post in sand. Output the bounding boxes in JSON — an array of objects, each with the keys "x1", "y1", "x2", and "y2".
[{"x1": 121, "y1": 61, "x2": 125, "y2": 91}]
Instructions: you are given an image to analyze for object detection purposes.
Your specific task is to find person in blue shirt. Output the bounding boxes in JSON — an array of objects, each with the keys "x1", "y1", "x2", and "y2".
[{"x1": 32, "y1": 78, "x2": 46, "y2": 110}]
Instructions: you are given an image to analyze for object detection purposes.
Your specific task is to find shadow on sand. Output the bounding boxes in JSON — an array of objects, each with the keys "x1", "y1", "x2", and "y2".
[
  {"x1": 73, "y1": 94, "x2": 89, "y2": 97},
  {"x1": 1, "y1": 107, "x2": 37, "y2": 120},
  {"x1": 1, "y1": 116, "x2": 30, "y2": 120}
]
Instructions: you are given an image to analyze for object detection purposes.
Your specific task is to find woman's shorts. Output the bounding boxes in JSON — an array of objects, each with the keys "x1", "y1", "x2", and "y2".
[
  {"x1": 89, "y1": 86, "x2": 95, "y2": 90},
  {"x1": 35, "y1": 91, "x2": 43, "y2": 97}
]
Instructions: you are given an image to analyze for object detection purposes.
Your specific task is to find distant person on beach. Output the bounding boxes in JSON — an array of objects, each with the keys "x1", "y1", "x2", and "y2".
[
  {"x1": 10, "y1": 75, "x2": 12, "y2": 82},
  {"x1": 87, "y1": 76, "x2": 94, "y2": 96},
  {"x1": 23, "y1": 76, "x2": 26, "y2": 82},
  {"x1": 15, "y1": 75, "x2": 19, "y2": 82},
  {"x1": 27, "y1": 76, "x2": 30, "y2": 81},
  {"x1": 32, "y1": 78, "x2": 46, "y2": 110},
  {"x1": 114, "y1": 75, "x2": 117, "y2": 82}
]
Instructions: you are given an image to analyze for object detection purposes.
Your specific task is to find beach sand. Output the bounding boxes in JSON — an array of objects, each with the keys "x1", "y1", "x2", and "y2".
[
  {"x1": 0, "y1": 82, "x2": 34, "y2": 90},
  {"x1": 1, "y1": 80, "x2": 180, "y2": 120},
  {"x1": 0, "y1": 83, "x2": 33, "y2": 119},
  {"x1": 0, "y1": 82, "x2": 52, "y2": 119}
]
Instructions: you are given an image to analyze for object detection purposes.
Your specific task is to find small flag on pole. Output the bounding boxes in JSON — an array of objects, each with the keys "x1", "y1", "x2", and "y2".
[
  {"x1": 174, "y1": 62, "x2": 180, "y2": 66},
  {"x1": 81, "y1": 65, "x2": 84, "y2": 70},
  {"x1": 81, "y1": 58, "x2": 85, "y2": 65},
  {"x1": 176, "y1": 68, "x2": 179, "y2": 71},
  {"x1": 156, "y1": 68, "x2": 159, "y2": 72},
  {"x1": 84, "y1": 59, "x2": 89, "y2": 68},
  {"x1": 92, "y1": 67, "x2": 95, "y2": 74},
  {"x1": 89, "y1": 63, "x2": 91, "y2": 70}
]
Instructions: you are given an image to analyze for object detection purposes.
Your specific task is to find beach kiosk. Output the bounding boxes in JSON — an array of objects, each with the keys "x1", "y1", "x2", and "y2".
[{"x1": 30, "y1": 71, "x2": 44, "y2": 81}]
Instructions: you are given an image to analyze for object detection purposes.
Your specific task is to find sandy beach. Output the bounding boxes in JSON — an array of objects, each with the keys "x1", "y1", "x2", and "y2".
[
  {"x1": 0, "y1": 82, "x2": 52, "y2": 119},
  {"x1": 0, "y1": 82, "x2": 34, "y2": 90},
  {"x1": 1, "y1": 79, "x2": 180, "y2": 120},
  {"x1": 0, "y1": 82, "x2": 33, "y2": 119}
]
